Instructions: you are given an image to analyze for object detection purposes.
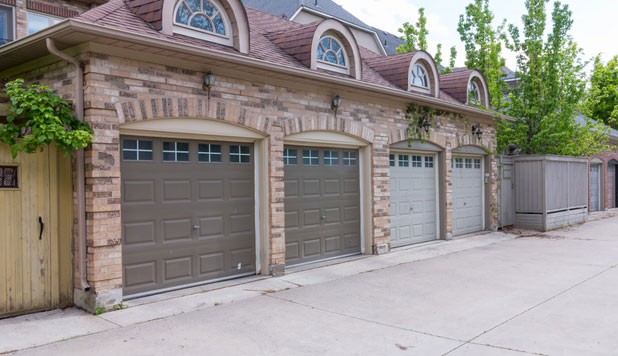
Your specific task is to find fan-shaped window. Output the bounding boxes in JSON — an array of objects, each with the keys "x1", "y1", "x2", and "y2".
[
  {"x1": 316, "y1": 35, "x2": 349, "y2": 75},
  {"x1": 410, "y1": 64, "x2": 429, "y2": 90},
  {"x1": 173, "y1": 0, "x2": 232, "y2": 45},
  {"x1": 468, "y1": 79, "x2": 480, "y2": 105}
]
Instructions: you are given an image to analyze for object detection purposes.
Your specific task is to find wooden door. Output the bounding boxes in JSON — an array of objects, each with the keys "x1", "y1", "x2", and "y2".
[{"x1": 0, "y1": 144, "x2": 73, "y2": 318}]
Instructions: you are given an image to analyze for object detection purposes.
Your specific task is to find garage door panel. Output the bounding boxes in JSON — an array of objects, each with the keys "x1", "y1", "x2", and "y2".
[
  {"x1": 302, "y1": 179, "x2": 321, "y2": 197},
  {"x1": 163, "y1": 180, "x2": 191, "y2": 201},
  {"x1": 230, "y1": 179, "x2": 252, "y2": 199},
  {"x1": 198, "y1": 180, "x2": 224, "y2": 200},
  {"x1": 124, "y1": 262, "x2": 157, "y2": 289},
  {"x1": 124, "y1": 222, "x2": 156, "y2": 245},
  {"x1": 122, "y1": 137, "x2": 255, "y2": 296},
  {"x1": 324, "y1": 179, "x2": 341, "y2": 195},
  {"x1": 162, "y1": 219, "x2": 192, "y2": 242},
  {"x1": 302, "y1": 209, "x2": 321, "y2": 227},
  {"x1": 284, "y1": 146, "x2": 361, "y2": 266},
  {"x1": 163, "y1": 257, "x2": 193, "y2": 282},
  {"x1": 199, "y1": 253, "x2": 224, "y2": 275},
  {"x1": 124, "y1": 180, "x2": 155, "y2": 203},
  {"x1": 303, "y1": 239, "x2": 322, "y2": 257},
  {"x1": 198, "y1": 216, "x2": 224, "y2": 238},
  {"x1": 285, "y1": 242, "x2": 300, "y2": 261}
]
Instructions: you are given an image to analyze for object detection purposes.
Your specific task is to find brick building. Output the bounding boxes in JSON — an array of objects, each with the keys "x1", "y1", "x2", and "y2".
[{"x1": 0, "y1": 0, "x2": 503, "y2": 315}]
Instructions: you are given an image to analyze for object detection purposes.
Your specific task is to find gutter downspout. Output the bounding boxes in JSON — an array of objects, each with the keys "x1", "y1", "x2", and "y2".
[{"x1": 46, "y1": 38, "x2": 90, "y2": 291}]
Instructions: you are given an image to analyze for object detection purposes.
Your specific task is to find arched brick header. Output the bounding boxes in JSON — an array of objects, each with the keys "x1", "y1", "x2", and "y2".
[
  {"x1": 388, "y1": 127, "x2": 448, "y2": 149},
  {"x1": 281, "y1": 116, "x2": 374, "y2": 143},
  {"x1": 115, "y1": 97, "x2": 271, "y2": 134}
]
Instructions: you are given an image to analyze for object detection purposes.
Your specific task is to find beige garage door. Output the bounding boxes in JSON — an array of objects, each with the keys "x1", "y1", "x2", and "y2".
[
  {"x1": 452, "y1": 156, "x2": 484, "y2": 236},
  {"x1": 284, "y1": 146, "x2": 361, "y2": 266},
  {"x1": 121, "y1": 136, "x2": 255, "y2": 297}
]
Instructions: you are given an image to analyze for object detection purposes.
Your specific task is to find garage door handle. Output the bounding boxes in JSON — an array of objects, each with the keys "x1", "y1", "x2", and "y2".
[
  {"x1": 193, "y1": 225, "x2": 200, "y2": 230},
  {"x1": 38, "y1": 216, "x2": 44, "y2": 240},
  {"x1": 321, "y1": 216, "x2": 326, "y2": 220}
]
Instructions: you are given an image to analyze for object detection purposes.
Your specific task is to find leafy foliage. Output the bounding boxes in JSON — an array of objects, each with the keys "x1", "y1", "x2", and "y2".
[
  {"x1": 397, "y1": 8, "x2": 457, "y2": 74},
  {"x1": 457, "y1": 0, "x2": 508, "y2": 109},
  {"x1": 405, "y1": 103, "x2": 463, "y2": 141},
  {"x1": 498, "y1": 0, "x2": 610, "y2": 156},
  {"x1": 1, "y1": 79, "x2": 93, "y2": 158},
  {"x1": 582, "y1": 55, "x2": 618, "y2": 129}
]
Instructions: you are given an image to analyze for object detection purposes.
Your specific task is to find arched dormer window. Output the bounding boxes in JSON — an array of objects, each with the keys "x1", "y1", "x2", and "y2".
[
  {"x1": 468, "y1": 78, "x2": 481, "y2": 105},
  {"x1": 316, "y1": 35, "x2": 350, "y2": 75},
  {"x1": 410, "y1": 64, "x2": 429, "y2": 91},
  {"x1": 173, "y1": 0, "x2": 233, "y2": 46}
]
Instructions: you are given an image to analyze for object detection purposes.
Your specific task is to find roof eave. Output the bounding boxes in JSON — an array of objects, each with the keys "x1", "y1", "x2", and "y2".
[{"x1": 0, "y1": 19, "x2": 505, "y2": 121}]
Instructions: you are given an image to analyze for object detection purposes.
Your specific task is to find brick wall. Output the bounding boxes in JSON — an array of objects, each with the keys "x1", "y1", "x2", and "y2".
[{"x1": 11, "y1": 49, "x2": 499, "y2": 299}]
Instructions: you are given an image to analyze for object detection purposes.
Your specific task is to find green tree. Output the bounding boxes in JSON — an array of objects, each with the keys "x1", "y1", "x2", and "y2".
[
  {"x1": 0, "y1": 79, "x2": 93, "y2": 158},
  {"x1": 582, "y1": 55, "x2": 618, "y2": 129},
  {"x1": 498, "y1": 0, "x2": 610, "y2": 156},
  {"x1": 397, "y1": 8, "x2": 457, "y2": 73},
  {"x1": 457, "y1": 0, "x2": 508, "y2": 109}
]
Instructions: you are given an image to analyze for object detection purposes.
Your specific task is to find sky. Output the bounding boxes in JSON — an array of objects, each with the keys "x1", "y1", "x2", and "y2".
[{"x1": 333, "y1": 0, "x2": 618, "y2": 71}]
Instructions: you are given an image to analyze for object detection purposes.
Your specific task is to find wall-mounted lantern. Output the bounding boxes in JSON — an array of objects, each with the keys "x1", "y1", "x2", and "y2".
[
  {"x1": 331, "y1": 95, "x2": 343, "y2": 116},
  {"x1": 203, "y1": 72, "x2": 216, "y2": 99},
  {"x1": 471, "y1": 124, "x2": 483, "y2": 140},
  {"x1": 420, "y1": 114, "x2": 432, "y2": 133}
]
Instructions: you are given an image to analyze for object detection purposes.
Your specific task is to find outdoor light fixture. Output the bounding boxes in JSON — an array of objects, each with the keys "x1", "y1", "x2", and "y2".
[
  {"x1": 420, "y1": 115, "x2": 432, "y2": 133},
  {"x1": 203, "y1": 72, "x2": 216, "y2": 99},
  {"x1": 331, "y1": 95, "x2": 343, "y2": 115},
  {"x1": 472, "y1": 125, "x2": 483, "y2": 139}
]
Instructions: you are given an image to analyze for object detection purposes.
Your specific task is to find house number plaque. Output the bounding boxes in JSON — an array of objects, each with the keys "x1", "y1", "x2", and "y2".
[{"x1": 0, "y1": 166, "x2": 17, "y2": 188}]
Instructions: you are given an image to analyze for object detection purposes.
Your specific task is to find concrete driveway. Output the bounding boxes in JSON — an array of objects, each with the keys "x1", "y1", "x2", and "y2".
[{"x1": 5, "y1": 215, "x2": 618, "y2": 356}]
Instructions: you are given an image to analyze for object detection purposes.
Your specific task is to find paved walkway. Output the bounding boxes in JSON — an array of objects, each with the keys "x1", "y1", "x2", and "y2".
[{"x1": 2, "y1": 214, "x2": 618, "y2": 355}]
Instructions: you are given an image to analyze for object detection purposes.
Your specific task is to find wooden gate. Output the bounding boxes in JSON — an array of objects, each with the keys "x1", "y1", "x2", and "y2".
[{"x1": 0, "y1": 144, "x2": 73, "y2": 318}]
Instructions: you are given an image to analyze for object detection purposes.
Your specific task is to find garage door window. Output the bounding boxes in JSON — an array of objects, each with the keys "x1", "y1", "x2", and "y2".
[
  {"x1": 122, "y1": 139, "x2": 153, "y2": 161},
  {"x1": 230, "y1": 145, "x2": 251, "y2": 163},
  {"x1": 198, "y1": 143, "x2": 222, "y2": 163},
  {"x1": 163, "y1": 141, "x2": 190, "y2": 162},
  {"x1": 324, "y1": 151, "x2": 339, "y2": 166},
  {"x1": 398, "y1": 155, "x2": 409, "y2": 167},
  {"x1": 454, "y1": 158, "x2": 463, "y2": 168},
  {"x1": 343, "y1": 151, "x2": 357, "y2": 166},
  {"x1": 284, "y1": 149, "x2": 297, "y2": 165},
  {"x1": 389, "y1": 154, "x2": 395, "y2": 167},
  {"x1": 412, "y1": 155, "x2": 422, "y2": 168},
  {"x1": 465, "y1": 158, "x2": 472, "y2": 169},
  {"x1": 474, "y1": 159, "x2": 481, "y2": 169},
  {"x1": 303, "y1": 150, "x2": 319, "y2": 166},
  {"x1": 425, "y1": 156, "x2": 434, "y2": 168}
]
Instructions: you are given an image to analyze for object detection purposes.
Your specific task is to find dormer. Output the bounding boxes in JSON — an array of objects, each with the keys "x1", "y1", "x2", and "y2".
[
  {"x1": 267, "y1": 19, "x2": 362, "y2": 80},
  {"x1": 144, "y1": 0, "x2": 250, "y2": 53},
  {"x1": 440, "y1": 69, "x2": 489, "y2": 107},
  {"x1": 365, "y1": 50, "x2": 440, "y2": 98}
]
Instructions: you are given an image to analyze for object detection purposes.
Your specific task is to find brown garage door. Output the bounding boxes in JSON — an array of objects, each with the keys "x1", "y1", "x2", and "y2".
[
  {"x1": 121, "y1": 136, "x2": 255, "y2": 297},
  {"x1": 284, "y1": 146, "x2": 361, "y2": 266}
]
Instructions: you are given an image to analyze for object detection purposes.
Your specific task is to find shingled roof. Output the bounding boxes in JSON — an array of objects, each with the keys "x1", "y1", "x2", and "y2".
[{"x1": 73, "y1": 0, "x2": 478, "y2": 105}]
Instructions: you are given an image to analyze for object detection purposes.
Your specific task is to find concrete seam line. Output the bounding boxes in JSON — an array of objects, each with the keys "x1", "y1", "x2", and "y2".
[
  {"x1": 441, "y1": 265, "x2": 617, "y2": 356},
  {"x1": 265, "y1": 294, "x2": 463, "y2": 343}
]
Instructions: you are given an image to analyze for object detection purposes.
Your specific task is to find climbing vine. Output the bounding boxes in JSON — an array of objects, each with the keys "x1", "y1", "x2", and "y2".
[
  {"x1": 405, "y1": 102, "x2": 463, "y2": 142},
  {"x1": 0, "y1": 79, "x2": 93, "y2": 158}
]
